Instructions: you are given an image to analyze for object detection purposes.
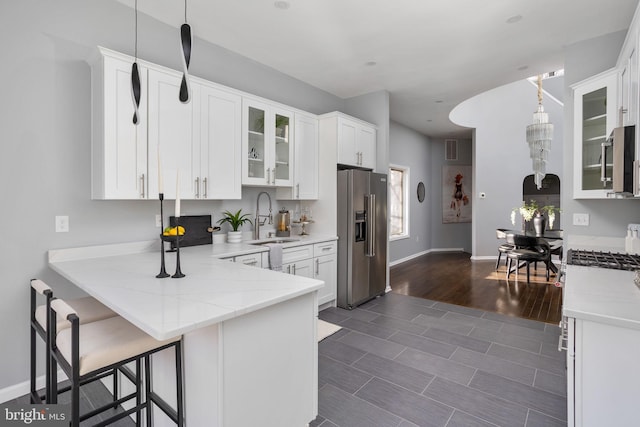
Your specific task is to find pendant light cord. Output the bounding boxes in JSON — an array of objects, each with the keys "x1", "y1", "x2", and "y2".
[
  {"x1": 184, "y1": 0, "x2": 187, "y2": 23},
  {"x1": 134, "y1": 0, "x2": 138, "y2": 60}
]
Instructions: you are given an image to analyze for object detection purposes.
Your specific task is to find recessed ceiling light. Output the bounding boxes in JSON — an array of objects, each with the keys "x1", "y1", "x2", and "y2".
[
  {"x1": 427, "y1": 119, "x2": 433, "y2": 122},
  {"x1": 435, "y1": 100, "x2": 444, "y2": 104},
  {"x1": 506, "y1": 15, "x2": 523, "y2": 24},
  {"x1": 518, "y1": 65, "x2": 529, "y2": 71},
  {"x1": 274, "y1": 1, "x2": 290, "y2": 10},
  {"x1": 364, "y1": 61, "x2": 377, "y2": 67}
]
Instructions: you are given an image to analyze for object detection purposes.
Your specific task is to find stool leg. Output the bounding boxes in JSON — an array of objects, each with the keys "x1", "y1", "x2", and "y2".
[
  {"x1": 495, "y1": 252, "x2": 501, "y2": 270},
  {"x1": 30, "y1": 325, "x2": 37, "y2": 403},
  {"x1": 135, "y1": 359, "x2": 142, "y2": 427},
  {"x1": 113, "y1": 368, "x2": 118, "y2": 403},
  {"x1": 526, "y1": 263, "x2": 530, "y2": 283},
  {"x1": 176, "y1": 341, "x2": 184, "y2": 427},
  {"x1": 145, "y1": 355, "x2": 153, "y2": 427}
]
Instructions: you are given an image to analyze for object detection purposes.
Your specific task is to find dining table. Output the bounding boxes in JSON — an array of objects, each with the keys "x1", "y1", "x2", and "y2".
[{"x1": 501, "y1": 229, "x2": 563, "y2": 275}]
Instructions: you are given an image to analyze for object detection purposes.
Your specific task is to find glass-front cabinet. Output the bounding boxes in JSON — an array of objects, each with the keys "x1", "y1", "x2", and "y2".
[
  {"x1": 572, "y1": 68, "x2": 618, "y2": 198},
  {"x1": 242, "y1": 98, "x2": 293, "y2": 186}
]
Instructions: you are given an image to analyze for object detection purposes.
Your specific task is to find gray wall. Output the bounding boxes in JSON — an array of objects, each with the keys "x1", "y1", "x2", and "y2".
[
  {"x1": 0, "y1": 0, "x2": 355, "y2": 392},
  {"x1": 388, "y1": 122, "x2": 432, "y2": 263},
  {"x1": 430, "y1": 138, "x2": 473, "y2": 252},
  {"x1": 562, "y1": 30, "x2": 640, "y2": 238}
]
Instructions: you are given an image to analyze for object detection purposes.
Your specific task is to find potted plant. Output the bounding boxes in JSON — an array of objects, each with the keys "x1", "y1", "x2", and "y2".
[
  {"x1": 511, "y1": 200, "x2": 560, "y2": 235},
  {"x1": 218, "y1": 209, "x2": 253, "y2": 243}
]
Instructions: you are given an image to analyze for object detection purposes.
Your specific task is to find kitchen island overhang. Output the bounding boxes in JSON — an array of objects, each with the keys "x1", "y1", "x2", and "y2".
[{"x1": 48, "y1": 241, "x2": 323, "y2": 426}]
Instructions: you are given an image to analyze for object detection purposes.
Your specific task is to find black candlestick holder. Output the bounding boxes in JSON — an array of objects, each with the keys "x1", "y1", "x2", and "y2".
[
  {"x1": 156, "y1": 193, "x2": 170, "y2": 278},
  {"x1": 172, "y1": 216, "x2": 185, "y2": 278}
]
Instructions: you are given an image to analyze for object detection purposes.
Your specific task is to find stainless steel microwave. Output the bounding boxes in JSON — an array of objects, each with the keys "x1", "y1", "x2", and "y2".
[{"x1": 603, "y1": 125, "x2": 637, "y2": 196}]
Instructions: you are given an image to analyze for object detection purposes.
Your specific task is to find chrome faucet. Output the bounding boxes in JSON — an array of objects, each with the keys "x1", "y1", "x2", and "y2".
[{"x1": 254, "y1": 191, "x2": 273, "y2": 239}]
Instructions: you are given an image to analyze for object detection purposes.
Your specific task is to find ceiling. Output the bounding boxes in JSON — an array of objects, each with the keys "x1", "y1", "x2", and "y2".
[{"x1": 116, "y1": 0, "x2": 639, "y2": 138}]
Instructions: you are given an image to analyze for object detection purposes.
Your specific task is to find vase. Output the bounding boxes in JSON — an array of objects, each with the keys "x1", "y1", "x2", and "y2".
[
  {"x1": 227, "y1": 231, "x2": 243, "y2": 243},
  {"x1": 533, "y1": 214, "x2": 546, "y2": 237}
]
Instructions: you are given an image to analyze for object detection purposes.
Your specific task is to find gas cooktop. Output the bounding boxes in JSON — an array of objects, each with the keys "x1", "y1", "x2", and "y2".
[{"x1": 566, "y1": 249, "x2": 640, "y2": 271}]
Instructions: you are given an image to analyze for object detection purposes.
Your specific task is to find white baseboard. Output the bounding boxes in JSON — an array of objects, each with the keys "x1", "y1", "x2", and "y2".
[
  {"x1": 470, "y1": 255, "x2": 496, "y2": 261},
  {"x1": 0, "y1": 370, "x2": 68, "y2": 404},
  {"x1": 390, "y1": 248, "x2": 465, "y2": 267}
]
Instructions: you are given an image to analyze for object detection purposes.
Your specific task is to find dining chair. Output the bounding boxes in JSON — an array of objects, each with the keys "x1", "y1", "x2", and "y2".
[
  {"x1": 495, "y1": 229, "x2": 514, "y2": 270},
  {"x1": 506, "y1": 235, "x2": 551, "y2": 283}
]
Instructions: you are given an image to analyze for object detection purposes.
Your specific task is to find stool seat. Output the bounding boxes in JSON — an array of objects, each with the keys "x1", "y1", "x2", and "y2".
[
  {"x1": 35, "y1": 296, "x2": 116, "y2": 332},
  {"x1": 56, "y1": 315, "x2": 180, "y2": 376}
]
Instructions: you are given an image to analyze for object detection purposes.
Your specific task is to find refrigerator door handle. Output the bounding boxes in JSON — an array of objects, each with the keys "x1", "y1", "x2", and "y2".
[{"x1": 366, "y1": 194, "x2": 376, "y2": 257}]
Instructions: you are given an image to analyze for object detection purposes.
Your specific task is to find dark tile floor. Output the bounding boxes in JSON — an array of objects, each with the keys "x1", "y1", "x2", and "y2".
[{"x1": 312, "y1": 292, "x2": 567, "y2": 427}]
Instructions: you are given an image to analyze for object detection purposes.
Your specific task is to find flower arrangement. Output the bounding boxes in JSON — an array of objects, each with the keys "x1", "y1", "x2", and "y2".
[{"x1": 511, "y1": 200, "x2": 560, "y2": 229}]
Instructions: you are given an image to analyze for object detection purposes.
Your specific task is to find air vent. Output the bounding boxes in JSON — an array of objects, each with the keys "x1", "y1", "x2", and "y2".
[{"x1": 445, "y1": 139, "x2": 458, "y2": 161}]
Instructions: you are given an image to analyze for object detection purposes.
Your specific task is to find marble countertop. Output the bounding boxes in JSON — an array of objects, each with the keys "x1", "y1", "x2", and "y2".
[
  {"x1": 563, "y1": 235, "x2": 640, "y2": 329},
  {"x1": 48, "y1": 240, "x2": 326, "y2": 340},
  {"x1": 208, "y1": 234, "x2": 337, "y2": 258}
]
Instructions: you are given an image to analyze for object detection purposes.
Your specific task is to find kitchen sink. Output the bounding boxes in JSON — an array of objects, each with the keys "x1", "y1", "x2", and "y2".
[{"x1": 248, "y1": 237, "x2": 300, "y2": 245}]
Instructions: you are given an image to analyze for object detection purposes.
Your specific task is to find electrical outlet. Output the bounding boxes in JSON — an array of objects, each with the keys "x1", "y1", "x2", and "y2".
[
  {"x1": 55, "y1": 215, "x2": 69, "y2": 233},
  {"x1": 573, "y1": 213, "x2": 590, "y2": 226},
  {"x1": 156, "y1": 214, "x2": 162, "y2": 228}
]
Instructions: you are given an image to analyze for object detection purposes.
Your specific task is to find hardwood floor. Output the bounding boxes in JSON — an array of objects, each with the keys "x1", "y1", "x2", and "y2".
[{"x1": 390, "y1": 252, "x2": 563, "y2": 324}]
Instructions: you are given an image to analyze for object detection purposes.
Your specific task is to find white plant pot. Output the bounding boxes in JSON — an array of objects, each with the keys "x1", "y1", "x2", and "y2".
[{"x1": 227, "y1": 231, "x2": 243, "y2": 243}]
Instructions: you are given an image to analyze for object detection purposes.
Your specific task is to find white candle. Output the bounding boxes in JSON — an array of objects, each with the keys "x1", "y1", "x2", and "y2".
[
  {"x1": 175, "y1": 169, "x2": 181, "y2": 218},
  {"x1": 158, "y1": 150, "x2": 164, "y2": 194}
]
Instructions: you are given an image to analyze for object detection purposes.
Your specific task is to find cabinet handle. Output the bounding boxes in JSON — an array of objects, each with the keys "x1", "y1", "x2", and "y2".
[
  {"x1": 287, "y1": 265, "x2": 291, "y2": 274},
  {"x1": 272, "y1": 167, "x2": 276, "y2": 185},
  {"x1": 243, "y1": 259, "x2": 258, "y2": 266},
  {"x1": 296, "y1": 184, "x2": 300, "y2": 199},
  {"x1": 558, "y1": 316, "x2": 569, "y2": 351},
  {"x1": 315, "y1": 258, "x2": 319, "y2": 275},
  {"x1": 267, "y1": 168, "x2": 271, "y2": 185},
  {"x1": 195, "y1": 177, "x2": 200, "y2": 198},
  {"x1": 203, "y1": 177, "x2": 207, "y2": 198},
  {"x1": 600, "y1": 140, "x2": 612, "y2": 185},
  {"x1": 139, "y1": 174, "x2": 145, "y2": 198},
  {"x1": 292, "y1": 264, "x2": 296, "y2": 275}
]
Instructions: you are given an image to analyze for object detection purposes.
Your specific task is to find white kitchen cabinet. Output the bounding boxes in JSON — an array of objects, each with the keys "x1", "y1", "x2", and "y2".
[
  {"x1": 276, "y1": 113, "x2": 319, "y2": 200},
  {"x1": 147, "y1": 71, "x2": 242, "y2": 200},
  {"x1": 571, "y1": 69, "x2": 619, "y2": 198},
  {"x1": 320, "y1": 112, "x2": 377, "y2": 170},
  {"x1": 232, "y1": 252, "x2": 263, "y2": 268},
  {"x1": 565, "y1": 316, "x2": 640, "y2": 426},
  {"x1": 242, "y1": 98, "x2": 294, "y2": 187},
  {"x1": 91, "y1": 47, "x2": 241, "y2": 200},
  {"x1": 90, "y1": 48, "x2": 148, "y2": 199},
  {"x1": 147, "y1": 67, "x2": 195, "y2": 200},
  {"x1": 313, "y1": 241, "x2": 337, "y2": 306},
  {"x1": 195, "y1": 84, "x2": 242, "y2": 199},
  {"x1": 283, "y1": 258, "x2": 314, "y2": 278}
]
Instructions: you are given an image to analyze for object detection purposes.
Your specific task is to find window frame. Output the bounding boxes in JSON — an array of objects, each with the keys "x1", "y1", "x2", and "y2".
[{"x1": 388, "y1": 164, "x2": 410, "y2": 241}]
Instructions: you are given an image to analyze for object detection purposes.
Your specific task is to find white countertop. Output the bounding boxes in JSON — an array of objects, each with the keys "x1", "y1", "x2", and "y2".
[
  {"x1": 563, "y1": 235, "x2": 640, "y2": 329},
  {"x1": 48, "y1": 239, "x2": 328, "y2": 340}
]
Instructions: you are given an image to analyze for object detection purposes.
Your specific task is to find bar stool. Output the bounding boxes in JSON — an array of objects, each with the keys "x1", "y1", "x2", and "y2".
[
  {"x1": 50, "y1": 299, "x2": 184, "y2": 427},
  {"x1": 30, "y1": 279, "x2": 117, "y2": 404}
]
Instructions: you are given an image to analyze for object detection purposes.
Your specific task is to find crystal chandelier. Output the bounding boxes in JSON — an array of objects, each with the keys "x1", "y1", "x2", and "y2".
[{"x1": 526, "y1": 75, "x2": 553, "y2": 189}]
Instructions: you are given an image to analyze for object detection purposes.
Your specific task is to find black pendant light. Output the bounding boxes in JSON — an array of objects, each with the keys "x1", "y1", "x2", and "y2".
[
  {"x1": 179, "y1": 0, "x2": 192, "y2": 103},
  {"x1": 131, "y1": 0, "x2": 141, "y2": 124}
]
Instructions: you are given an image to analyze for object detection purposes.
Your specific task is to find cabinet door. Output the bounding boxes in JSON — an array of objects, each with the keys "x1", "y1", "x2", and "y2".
[
  {"x1": 147, "y1": 68, "x2": 196, "y2": 200},
  {"x1": 284, "y1": 258, "x2": 314, "y2": 278},
  {"x1": 243, "y1": 99, "x2": 269, "y2": 185},
  {"x1": 314, "y1": 254, "x2": 336, "y2": 306},
  {"x1": 294, "y1": 113, "x2": 319, "y2": 199},
  {"x1": 572, "y1": 70, "x2": 618, "y2": 199},
  {"x1": 358, "y1": 125, "x2": 377, "y2": 169},
  {"x1": 234, "y1": 253, "x2": 263, "y2": 268},
  {"x1": 199, "y1": 84, "x2": 242, "y2": 199},
  {"x1": 337, "y1": 118, "x2": 358, "y2": 166},
  {"x1": 273, "y1": 107, "x2": 294, "y2": 186},
  {"x1": 96, "y1": 54, "x2": 148, "y2": 199}
]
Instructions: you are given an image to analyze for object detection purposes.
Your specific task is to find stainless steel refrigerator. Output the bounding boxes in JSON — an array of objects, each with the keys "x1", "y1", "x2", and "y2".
[{"x1": 337, "y1": 169, "x2": 388, "y2": 309}]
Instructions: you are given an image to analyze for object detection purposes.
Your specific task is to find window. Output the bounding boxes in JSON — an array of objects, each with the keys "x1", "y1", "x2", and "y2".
[{"x1": 389, "y1": 165, "x2": 409, "y2": 240}]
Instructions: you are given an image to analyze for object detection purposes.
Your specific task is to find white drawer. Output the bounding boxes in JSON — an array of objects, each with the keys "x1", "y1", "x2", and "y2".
[
  {"x1": 282, "y1": 244, "x2": 314, "y2": 264},
  {"x1": 233, "y1": 253, "x2": 263, "y2": 268},
  {"x1": 313, "y1": 240, "x2": 337, "y2": 257}
]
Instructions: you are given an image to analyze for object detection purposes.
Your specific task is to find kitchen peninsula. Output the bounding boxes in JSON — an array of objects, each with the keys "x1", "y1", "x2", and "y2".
[{"x1": 48, "y1": 240, "x2": 324, "y2": 426}]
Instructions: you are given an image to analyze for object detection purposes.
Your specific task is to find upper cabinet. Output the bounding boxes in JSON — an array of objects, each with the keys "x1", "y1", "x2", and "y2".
[
  {"x1": 337, "y1": 116, "x2": 376, "y2": 169},
  {"x1": 90, "y1": 47, "x2": 241, "y2": 200},
  {"x1": 320, "y1": 112, "x2": 377, "y2": 170},
  {"x1": 91, "y1": 49, "x2": 148, "y2": 199},
  {"x1": 276, "y1": 113, "x2": 319, "y2": 200},
  {"x1": 572, "y1": 69, "x2": 619, "y2": 199},
  {"x1": 242, "y1": 98, "x2": 294, "y2": 187}
]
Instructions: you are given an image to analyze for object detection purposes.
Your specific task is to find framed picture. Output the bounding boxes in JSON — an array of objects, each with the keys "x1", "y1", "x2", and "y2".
[{"x1": 442, "y1": 165, "x2": 471, "y2": 223}]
